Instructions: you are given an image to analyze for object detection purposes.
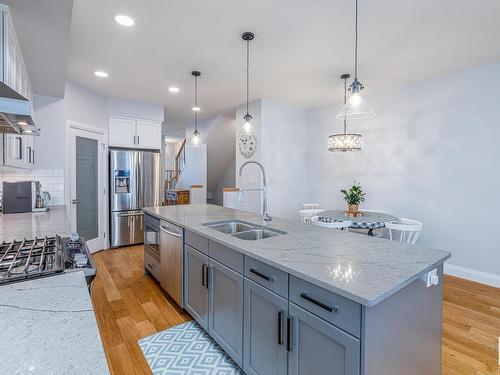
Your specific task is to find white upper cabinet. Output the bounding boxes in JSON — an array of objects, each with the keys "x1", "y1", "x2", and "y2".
[
  {"x1": 136, "y1": 120, "x2": 162, "y2": 149},
  {"x1": 109, "y1": 117, "x2": 137, "y2": 148},
  {"x1": 109, "y1": 117, "x2": 161, "y2": 150},
  {"x1": 1, "y1": 6, "x2": 33, "y2": 101}
]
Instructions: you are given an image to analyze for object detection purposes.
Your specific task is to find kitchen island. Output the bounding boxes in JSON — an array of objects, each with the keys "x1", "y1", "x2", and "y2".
[
  {"x1": 144, "y1": 203, "x2": 451, "y2": 375},
  {"x1": 0, "y1": 271, "x2": 109, "y2": 374}
]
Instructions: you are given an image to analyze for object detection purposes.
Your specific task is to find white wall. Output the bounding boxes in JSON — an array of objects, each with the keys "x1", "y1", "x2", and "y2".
[
  {"x1": 64, "y1": 81, "x2": 107, "y2": 129},
  {"x1": 176, "y1": 144, "x2": 207, "y2": 198},
  {"x1": 234, "y1": 99, "x2": 309, "y2": 219},
  {"x1": 212, "y1": 159, "x2": 235, "y2": 206},
  {"x1": 261, "y1": 99, "x2": 309, "y2": 219},
  {"x1": 33, "y1": 94, "x2": 65, "y2": 170},
  {"x1": 307, "y1": 62, "x2": 500, "y2": 283},
  {"x1": 107, "y1": 97, "x2": 164, "y2": 122}
]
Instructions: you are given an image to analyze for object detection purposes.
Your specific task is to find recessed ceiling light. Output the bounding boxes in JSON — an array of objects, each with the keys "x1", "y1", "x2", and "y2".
[
  {"x1": 17, "y1": 121, "x2": 28, "y2": 126},
  {"x1": 23, "y1": 130, "x2": 33, "y2": 134},
  {"x1": 168, "y1": 87, "x2": 180, "y2": 93},
  {"x1": 192, "y1": 107, "x2": 201, "y2": 111},
  {"x1": 115, "y1": 14, "x2": 134, "y2": 27},
  {"x1": 94, "y1": 71, "x2": 108, "y2": 78}
]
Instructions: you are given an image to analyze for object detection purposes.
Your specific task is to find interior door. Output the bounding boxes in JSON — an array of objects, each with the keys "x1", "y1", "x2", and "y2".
[{"x1": 69, "y1": 127, "x2": 107, "y2": 253}]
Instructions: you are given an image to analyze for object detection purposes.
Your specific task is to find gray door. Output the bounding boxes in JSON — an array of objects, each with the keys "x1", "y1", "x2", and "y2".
[
  {"x1": 209, "y1": 258, "x2": 244, "y2": 367},
  {"x1": 243, "y1": 278, "x2": 288, "y2": 375},
  {"x1": 288, "y1": 303, "x2": 360, "y2": 375},
  {"x1": 110, "y1": 149, "x2": 139, "y2": 211},
  {"x1": 184, "y1": 245, "x2": 209, "y2": 330},
  {"x1": 138, "y1": 151, "x2": 161, "y2": 208},
  {"x1": 76, "y1": 136, "x2": 99, "y2": 241}
]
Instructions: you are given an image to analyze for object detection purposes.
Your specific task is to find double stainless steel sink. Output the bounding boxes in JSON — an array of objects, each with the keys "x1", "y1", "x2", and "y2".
[{"x1": 203, "y1": 220, "x2": 286, "y2": 241}]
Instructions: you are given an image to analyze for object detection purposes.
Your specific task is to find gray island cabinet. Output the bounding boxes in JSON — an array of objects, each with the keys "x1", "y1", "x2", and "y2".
[{"x1": 143, "y1": 204, "x2": 450, "y2": 375}]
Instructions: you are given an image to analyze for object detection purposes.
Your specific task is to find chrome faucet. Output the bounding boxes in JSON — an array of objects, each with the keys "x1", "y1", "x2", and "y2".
[{"x1": 238, "y1": 161, "x2": 272, "y2": 225}]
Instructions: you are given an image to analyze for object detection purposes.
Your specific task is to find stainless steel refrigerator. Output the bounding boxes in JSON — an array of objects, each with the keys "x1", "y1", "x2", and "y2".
[{"x1": 109, "y1": 149, "x2": 161, "y2": 247}]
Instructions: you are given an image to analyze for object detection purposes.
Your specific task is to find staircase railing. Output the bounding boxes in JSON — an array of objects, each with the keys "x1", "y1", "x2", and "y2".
[{"x1": 166, "y1": 138, "x2": 186, "y2": 190}]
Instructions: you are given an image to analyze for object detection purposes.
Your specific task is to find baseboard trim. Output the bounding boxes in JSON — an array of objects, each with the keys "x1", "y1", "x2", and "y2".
[{"x1": 444, "y1": 263, "x2": 500, "y2": 288}]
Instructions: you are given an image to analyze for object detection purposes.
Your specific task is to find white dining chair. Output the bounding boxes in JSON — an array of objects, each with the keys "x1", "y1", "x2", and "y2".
[
  {"x1": 311, "y1": 216, "x2": 351, "y2": 231},
  {"x1": 299, "y1": 209, "x2": 324, "y2": 224},
  {"x1": 302, "y1": 203, "x2": 320, "y2": 210},
  {"x1": 385, "y1": 218, "x2": 423, "y2": 245}
]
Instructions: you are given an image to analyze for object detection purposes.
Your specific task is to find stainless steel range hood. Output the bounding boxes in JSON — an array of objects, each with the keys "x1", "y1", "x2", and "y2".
[{"x1": 0, "y1": 81, "x2": 39, "y2": 136}]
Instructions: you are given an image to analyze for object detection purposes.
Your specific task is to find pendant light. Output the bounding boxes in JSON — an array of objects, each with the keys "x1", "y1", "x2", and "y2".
[
  {"x1": 328, "y1": 74, "x2": 362, "y2": 152},
  {"x1": 240, "y1": 32, "x2": 255, "y2": 136},
  {"x1": 191, "y1": 71, "x2": 201, "y2": 145},
  {"x1": 336, "y1": 0, "x2": 375, "y2": 120}
]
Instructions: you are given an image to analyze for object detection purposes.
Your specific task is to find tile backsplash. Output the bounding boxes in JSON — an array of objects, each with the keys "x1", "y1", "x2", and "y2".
[{"x1": 0, "y1": 169, "x2": 65, "y2": 206}]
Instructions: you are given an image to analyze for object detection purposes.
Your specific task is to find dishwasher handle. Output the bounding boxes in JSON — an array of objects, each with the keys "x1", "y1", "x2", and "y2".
[{"x1": 160, "y1": 225, "x2": 182, "y2": 238}]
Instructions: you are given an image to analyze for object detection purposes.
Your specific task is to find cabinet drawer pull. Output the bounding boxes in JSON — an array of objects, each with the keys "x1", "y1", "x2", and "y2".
[
  {"x1": 147, "y1": 263, "x2": 154, "y2": 270},
  {"x1": 300, "y1": 292, "x2": 338, "y2": 313},
  {"x1": 278, "y1": 310, "x2": 284, "y2": 345},
  {"x1": 286, "y1": 316, "x2": 293, "y2": 352},
  {"x1": 249, "y1": 268, "x2": 273, "y2": 282},
  {"x1": 201, "y1": 264, "x2": 206, "y2": 287}
]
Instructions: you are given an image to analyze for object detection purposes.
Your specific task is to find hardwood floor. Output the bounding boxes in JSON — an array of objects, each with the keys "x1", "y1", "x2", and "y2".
[
  {"x1": 91, "y1": 246, "x2": 500, "y2": 375},
  {"x1": 91, "y1": 245, "x2": 191, "y2": 375}
]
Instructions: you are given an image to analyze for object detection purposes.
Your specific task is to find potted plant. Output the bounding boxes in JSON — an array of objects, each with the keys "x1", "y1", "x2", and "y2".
[{"x1": 340, "y1": 182, "x2": 366, "y2": 215}]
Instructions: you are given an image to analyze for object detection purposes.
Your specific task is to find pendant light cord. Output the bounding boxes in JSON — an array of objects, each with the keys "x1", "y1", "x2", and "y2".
[
  {"x1": 246, "y1": 39, "x2": 250, "y2": 116},
  {"x1": 343, "y1": 76, "x2": 347, "y2": 134},
  {"x1": 194, "y1": 75, "x2": 198, "y2": 131},
  {"x1": 354, "y1": 0, "x2": 359, "y2": 80}
]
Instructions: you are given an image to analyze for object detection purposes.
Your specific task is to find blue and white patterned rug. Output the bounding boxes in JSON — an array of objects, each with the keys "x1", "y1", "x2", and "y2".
[{"x1": 138, "y1": 321, "x2": 244, "y2": 374}]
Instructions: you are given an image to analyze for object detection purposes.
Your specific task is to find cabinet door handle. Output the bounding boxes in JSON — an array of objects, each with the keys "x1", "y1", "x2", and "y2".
[
  {"x1": 27, "y1": 146, "x2": 31, "y2": 163},
  {"x1": 137, "y1": 135, "x2": 140, "y2": 145},
  {"x1": 31, "y1": 149, "x2": 35, "y2": 164},
  {"x1": 133, "y1": 135, "x2": 136, "y2": 144},
  {"x1": 201, "y1": 264, "x2": 206, "y2": 287},
  {"x1": 278, "y1": 310, "x2": 284, "y2": 345},
  {"x1": 286, "y1": 316, "x2": 293, "y2": 352},
  {"x1": 205, "y1": 265, "x2": 210, "y2": 289},
  {"x1": 249, "y1": 268, "x2": 273, "y2": 282},
  {"x1": 300, "y1": 292, "x2": 338, "y2": 313}
]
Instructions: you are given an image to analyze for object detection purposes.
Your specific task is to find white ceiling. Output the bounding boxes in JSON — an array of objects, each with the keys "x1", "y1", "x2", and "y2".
[
  {"x1": 15, "y1": 0, "x2": 500, "y2": 125},
  {"x1": 4, "y1": 0, "x2": 73, "y2": 97}
]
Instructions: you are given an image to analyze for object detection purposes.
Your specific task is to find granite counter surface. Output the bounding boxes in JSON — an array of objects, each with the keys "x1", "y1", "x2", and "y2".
[
  {"x1": 0, "y1": 206, "x2": 70, "y2": 242},
  {"x1": 0, "y1": 271, "x2": 109, "y2": 374},
  {"x1": 144, "y1": 204, "x2": 451, "y2": 307}
]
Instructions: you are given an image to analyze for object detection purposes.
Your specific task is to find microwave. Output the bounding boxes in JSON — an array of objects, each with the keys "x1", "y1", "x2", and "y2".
[{"x1": 2, "y1": 181, "x2": 37, "y2": 214}]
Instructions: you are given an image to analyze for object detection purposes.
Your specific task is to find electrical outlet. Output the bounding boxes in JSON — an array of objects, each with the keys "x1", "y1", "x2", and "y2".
[{"x1": 422, "y1": 268, "x2": 439, "y2": 287}]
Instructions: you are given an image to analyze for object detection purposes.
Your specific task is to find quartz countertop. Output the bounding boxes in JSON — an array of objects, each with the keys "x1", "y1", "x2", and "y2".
[
  {"x1": 0, "y1": 206, "x2": 70, "y2": 242},
  {"x1": 0, "y1": 271, "x2": 109, "y2": 374},
  {"x1": 144, "y1": 204, "x2": 451, "y2": 307}
]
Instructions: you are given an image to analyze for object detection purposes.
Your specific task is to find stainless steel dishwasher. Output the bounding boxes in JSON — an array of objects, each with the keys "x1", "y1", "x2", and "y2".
[{"x1": 159, "y1": 220, "x2": 184, "y2": 308}]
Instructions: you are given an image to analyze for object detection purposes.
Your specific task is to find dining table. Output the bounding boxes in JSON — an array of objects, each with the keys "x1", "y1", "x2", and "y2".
[{"x1": 318, "y1": 210, "x2": 398, "y2": 236}]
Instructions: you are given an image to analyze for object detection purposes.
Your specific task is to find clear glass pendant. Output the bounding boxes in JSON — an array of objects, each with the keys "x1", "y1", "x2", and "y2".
[
  {"x1": 239, "y1": 113, "x2": 254, "y2": 136},
  {"x1": 336, "y1": 79, "x2": 375, "y2": 120}
]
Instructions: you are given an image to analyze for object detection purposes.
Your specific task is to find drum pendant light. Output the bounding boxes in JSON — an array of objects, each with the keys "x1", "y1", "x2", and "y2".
[
  {"x1": 328, "y1": 74, "x2": 362, "y2": 152},
  {"x1": 191, "y1": 71, "x2": 201, "y2": 145},
  {"x1": 336, "y1": 0, "x2": 375, "y2": 120},
  {"x1": 240, "y1": 32, "x2": 255, "y2": 136}
]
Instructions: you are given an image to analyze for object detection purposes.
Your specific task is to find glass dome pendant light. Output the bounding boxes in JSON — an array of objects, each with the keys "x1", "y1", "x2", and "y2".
[
  {"x1": 191, "y1": 71, "x2": 201, "y2": 145},
  {"x1": 328, "y1": 74, "x2": 362, "y2": 152},
  {"x1": 336, "y1": 0, "x2": 375, "y2": 120},
  {"x1": 240, "y1": 32, "x2": 255, "y2": 136}
]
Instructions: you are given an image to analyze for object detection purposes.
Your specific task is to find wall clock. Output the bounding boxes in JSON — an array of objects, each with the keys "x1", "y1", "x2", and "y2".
[{"x1": 238, "y1": 135, "x2": 257, "y2": 158}]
